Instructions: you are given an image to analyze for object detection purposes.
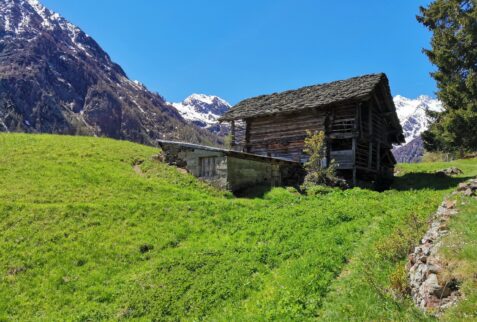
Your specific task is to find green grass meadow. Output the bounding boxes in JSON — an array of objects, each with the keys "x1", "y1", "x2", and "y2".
[{"x1": 1, "y1": 133, "x2": 476, "y2": 321}]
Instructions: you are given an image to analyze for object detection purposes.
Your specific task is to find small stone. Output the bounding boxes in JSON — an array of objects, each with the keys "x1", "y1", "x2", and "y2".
[
  {"x1": 423, "y1": 273, "x2": 440, "y2": 293},
  {"x1": 445, "y1": 200, "x2": 456, "y2": 209},
  {"x1": 457, "y1": 182, "x2": 468, "y2": 191},
  {"x1": 463, "y1": 188, "x2": 474, "y2": 196},
  {"x1": 428, "y1": 264, "x2": 441, "y2": 274},
  {"x1": 436, "y1": 167, "x2": 463, "y2": 176},
  {"x1": 438, "y1": 223, "x2": 448, "y2": 230}
]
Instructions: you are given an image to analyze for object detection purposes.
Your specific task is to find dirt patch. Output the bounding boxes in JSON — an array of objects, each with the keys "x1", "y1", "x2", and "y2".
[
  {"x1": 132, "y1": 159, "x2": 144, "y2": 176},
  {"x1": 133, "y1": 164, "x2": 143, "y2": 176}
]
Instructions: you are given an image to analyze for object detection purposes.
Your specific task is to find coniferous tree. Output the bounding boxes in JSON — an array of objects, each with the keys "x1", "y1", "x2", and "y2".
[{"x1": 417, "y1": 0, "x2": 477, "y2": 154}]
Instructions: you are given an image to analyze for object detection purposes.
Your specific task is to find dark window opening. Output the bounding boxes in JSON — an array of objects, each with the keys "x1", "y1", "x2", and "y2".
[
  {"x1": 361, "y1": 104, "x2": 370, "y2": 124},
  {"x1": 330, "y1": 139, "x2": 353, "y2": 151},
  {"x1": 199, "y1": 157, "x2": 217, "y2": 177}
]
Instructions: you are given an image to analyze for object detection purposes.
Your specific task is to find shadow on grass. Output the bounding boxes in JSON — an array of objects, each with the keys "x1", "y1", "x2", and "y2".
[
  {"x1": 233, "y1": 185, "x2": 272, "y2": 199},
  {"x1": 235, "y1": 173, "x2": 470, "y2": 197},
  {"x1": 392, "y1": 173, "x2": 473, "y2": 191}
]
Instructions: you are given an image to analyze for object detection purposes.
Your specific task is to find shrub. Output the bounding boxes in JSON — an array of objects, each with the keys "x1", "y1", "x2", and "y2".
[
  {"x1": 422, "y1": 151, "x2": 455, "y2": 163},
  {"x1": 301, "y1": 130, "x2": 346, "y2": 189},
  {"x1": 389, "y1": 264, "x2": 411, "y2": 298}
]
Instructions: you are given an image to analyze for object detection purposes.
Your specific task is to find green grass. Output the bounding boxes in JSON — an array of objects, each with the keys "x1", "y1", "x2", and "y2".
[
  {"x1": 0, "y1": 133, "x2": 476, "y2": 321},
  {"x1": 439, "y1": 196, "x2": 477, "y2": 321}
]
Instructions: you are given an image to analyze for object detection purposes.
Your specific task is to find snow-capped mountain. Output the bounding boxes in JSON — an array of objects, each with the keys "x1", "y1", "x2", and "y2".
[
  {"x1": 171, "y1": 94, "x2": 231, "y2": 134},
  {"x1": 394, "y1": 95, "x2": 442, "y2": 144},
  {"x1": 392, "y1": 95, "x2": 443, "y2": 162},
  {"x1": 0, "y1": 0, "x2": 219, "y2": 145}
]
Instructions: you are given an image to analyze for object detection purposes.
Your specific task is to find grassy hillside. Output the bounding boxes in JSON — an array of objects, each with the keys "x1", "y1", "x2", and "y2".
[{"x1": 1, "y1": 133, "x2": 476, "y2": 321}]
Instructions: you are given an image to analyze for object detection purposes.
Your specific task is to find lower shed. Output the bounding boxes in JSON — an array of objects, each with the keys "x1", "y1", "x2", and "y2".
[{"x1": 158, "y1": 140, "x2": 304, "y2": 192}]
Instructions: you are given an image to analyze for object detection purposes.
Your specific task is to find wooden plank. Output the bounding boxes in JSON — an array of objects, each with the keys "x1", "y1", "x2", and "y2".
[
  {"x1": 328, "y1": 132, "x2": 359, "y2": 139},
  {"x1": 368, "y1": 142, "x2": 373, "y2": 169},
  {"x1": 369, "y1": 101, "x2": 373, "y2": 135},
  {"x1": 230, "y1": 121, "x2": 235, "y2": 146},
  {"x1": 352, "y1": 137, "x2": 357, "y2": 186},
  {"x1": 377, "y1": 142, "x2": 381, "y2": 171}
]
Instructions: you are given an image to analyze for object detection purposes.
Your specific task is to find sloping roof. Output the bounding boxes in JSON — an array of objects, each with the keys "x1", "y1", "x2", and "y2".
[
  {"x1": 220, "y1": 73, "x2": 388, "y2": 121},
  {"x1": 157, "y1": 140, "x2": 301, "y2": 164}
]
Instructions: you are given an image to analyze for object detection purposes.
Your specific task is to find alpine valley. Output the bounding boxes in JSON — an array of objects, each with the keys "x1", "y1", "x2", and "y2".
[
  {"x1": 0, "y1": 0, "x2": 220, "y2": 146},
  {"x1": 0, "y1": 0, "x2": 440, "y2": 162}
]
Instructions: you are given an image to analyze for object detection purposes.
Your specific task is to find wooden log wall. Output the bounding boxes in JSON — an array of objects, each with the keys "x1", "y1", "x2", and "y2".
[
  {"x1": 231, "y1": 120, "x2": 247, "y2": 151},
  {"x1": 330, "y1": 105, "x2": 357, "y2": 135},
  {"x1": 354, "y1": 98, "x2": 394, "y2": 179},
  {"x1": 245, "y1": 109, "x2": 327, "y2": 161},
  {"x1": 229, "y1": 96, "x2": 397, "y2": 185}
]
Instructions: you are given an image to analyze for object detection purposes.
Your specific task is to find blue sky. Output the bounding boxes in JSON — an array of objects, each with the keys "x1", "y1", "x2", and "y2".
[{"x1": 42, "y1": 0, "x2": 435, "y2": 105}]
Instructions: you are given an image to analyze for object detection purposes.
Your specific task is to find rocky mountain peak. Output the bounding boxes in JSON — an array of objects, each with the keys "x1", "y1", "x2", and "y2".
[
  {"x1": 182, "y1": 94, "x2": 231, "y2": 115},
  {"x1": 392, "y1": 95, "x2": 443, "y2": 162},
  {"x1": 394, "y1": 95, "x2": 442, "y2": 144},
  {"x1": 0, "y1": 0, "x2": 219, "y2": 146},
  {"x1": 171, "y1": 94, "x2": 230, "y2": 134}
]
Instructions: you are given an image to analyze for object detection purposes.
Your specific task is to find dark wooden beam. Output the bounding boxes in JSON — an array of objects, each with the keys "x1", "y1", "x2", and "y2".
[
  {"x1": 352, "y1": 137, "x2": 357, "y2": 186},
  {"x1": 230, "y1": 120, "x2": 236, "y2": 147},
  {"x1": 328, "y1": 132, "x2": 359, "y2": 139}
]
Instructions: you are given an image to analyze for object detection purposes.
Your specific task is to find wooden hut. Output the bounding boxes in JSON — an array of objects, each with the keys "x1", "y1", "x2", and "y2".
[{"x1": 219, "y1": 73, "x2": 404, "y2": 186}]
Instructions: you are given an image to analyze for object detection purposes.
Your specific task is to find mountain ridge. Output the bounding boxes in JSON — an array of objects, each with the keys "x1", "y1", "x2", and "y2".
[{"x1": 0, "y1": 0, "x2": 219, "y2": 145}]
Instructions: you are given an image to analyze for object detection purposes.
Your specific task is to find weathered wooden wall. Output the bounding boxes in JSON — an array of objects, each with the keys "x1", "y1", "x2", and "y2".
[
  {"x1": 244, "y1": 109, "x2": 327, "y2": 162},
  {"x1": 229, "y1": 99, "x2": 397, "y2": 186}
]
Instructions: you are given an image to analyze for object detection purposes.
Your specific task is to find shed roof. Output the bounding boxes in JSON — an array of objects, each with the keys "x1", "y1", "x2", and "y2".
[
  {"x1": 157, "y1": 140, "x2": 302, "y2": 164},
  {"x1": 219, "y1": 73, "x2": 390, "y2": 121}
]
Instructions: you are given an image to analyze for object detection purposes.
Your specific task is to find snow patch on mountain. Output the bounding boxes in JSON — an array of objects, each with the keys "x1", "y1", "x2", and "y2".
[
  {"x1": 392, "y1": 95, "x2": 443, "y2": 162},
  {"x1": 171, "y1": 94, "x2": 231, "y2": 133},
  {"x1": 1, "y1": 0, "x2": 99, "y2": 61},
  {"x1": 394, "y1": 95, "x2": 443, "y2": 144}
]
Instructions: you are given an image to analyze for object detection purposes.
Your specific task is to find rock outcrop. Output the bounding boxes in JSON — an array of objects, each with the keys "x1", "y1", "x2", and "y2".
[{"x1": 392, "y1": 137, "x2": 424, "y2": 163}]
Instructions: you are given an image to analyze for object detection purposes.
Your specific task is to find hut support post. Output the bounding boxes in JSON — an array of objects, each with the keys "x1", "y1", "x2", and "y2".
[
  {"x1": 352, "y1": 137, "x2": 357, "y2": 186},
  {"x1": 352, "y1": 105, "x2": 359, "y2": 186},
  {"x1": 245, "y1": 120, "x2": 250, "y2": 152},
  {"x1": 368, "y1": 142, "x2": 373, "y2": 169},
  {"x1": 230, "y1": 121, "x2": 236, "y2": 149},
  {"x1": 377, "y1": 142, "x2": 381, "y2": 171}
]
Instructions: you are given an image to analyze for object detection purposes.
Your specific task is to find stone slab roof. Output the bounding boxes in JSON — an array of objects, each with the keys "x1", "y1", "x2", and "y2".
[
  {"x1": 157, "y1": 140, "x2": 301, "y2": 163},
  {"x1": 219, "y1": 73, "x2": 389, "y2": 121}
]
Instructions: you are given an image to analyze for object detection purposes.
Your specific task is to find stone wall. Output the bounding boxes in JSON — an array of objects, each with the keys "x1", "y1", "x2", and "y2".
[
  {"x1": 227, "y1": 156, "x2": 275, "y2": 192},
  {"x1": 408, "y1": 177, "x2": 477, "y2": 315},
  {"x1": 158, "y1": 140, "x2": 304, "y2": 193}
]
